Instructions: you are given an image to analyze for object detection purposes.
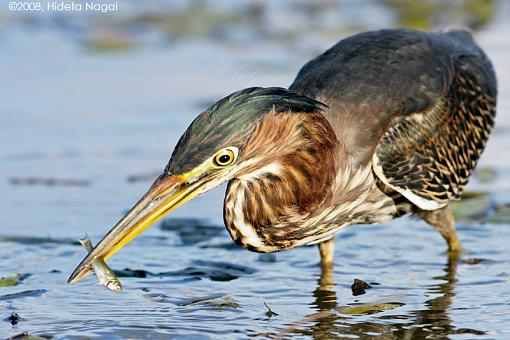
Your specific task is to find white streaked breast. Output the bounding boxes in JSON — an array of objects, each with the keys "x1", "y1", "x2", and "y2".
[{"x1": 229, "y1": 183, "x2": 266, "y2": 248}]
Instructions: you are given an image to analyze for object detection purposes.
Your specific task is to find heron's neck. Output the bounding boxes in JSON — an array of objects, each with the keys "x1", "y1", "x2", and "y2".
[{"x1": 223, "y1": 110, "x2": 339, "y2": 251}]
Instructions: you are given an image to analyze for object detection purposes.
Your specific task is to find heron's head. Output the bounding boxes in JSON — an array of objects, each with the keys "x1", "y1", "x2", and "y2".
[{"x1": 69, "y1": 87, "x2": 336, "y2": 284}]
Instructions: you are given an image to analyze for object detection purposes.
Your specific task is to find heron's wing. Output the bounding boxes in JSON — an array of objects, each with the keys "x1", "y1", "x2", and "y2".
[{"x1": 373, "y1": 52, "x2": 496, "y2": 210}]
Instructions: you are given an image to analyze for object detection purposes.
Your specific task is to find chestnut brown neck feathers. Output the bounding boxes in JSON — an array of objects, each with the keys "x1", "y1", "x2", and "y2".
[{"x1": 223, "y1": 109, "x2": 394, "y2": 252}]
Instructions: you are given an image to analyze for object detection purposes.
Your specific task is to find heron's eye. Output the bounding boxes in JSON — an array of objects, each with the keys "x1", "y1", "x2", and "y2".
[{"x1": 213, "y1": 148, "x2": 237, "y2": 167}]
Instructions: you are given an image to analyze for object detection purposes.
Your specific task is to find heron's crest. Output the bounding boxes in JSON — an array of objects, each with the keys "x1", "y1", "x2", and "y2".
[{"x1": 167, "y1": 87, "x2": 325, "y2": 174}]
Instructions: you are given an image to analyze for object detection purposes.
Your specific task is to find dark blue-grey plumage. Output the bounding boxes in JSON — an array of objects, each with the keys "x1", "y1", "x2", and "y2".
[
  {"x1": 291, "y1": 28, "x2": 496, "y2": 211},
  {"x1": 291, "y1": 29, "x2": 495, "y2": 158}
]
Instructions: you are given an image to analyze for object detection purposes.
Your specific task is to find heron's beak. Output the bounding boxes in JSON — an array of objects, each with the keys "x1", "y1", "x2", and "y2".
[{"x1": 68, "y1": 171, "x2": 208, "y2": 284}]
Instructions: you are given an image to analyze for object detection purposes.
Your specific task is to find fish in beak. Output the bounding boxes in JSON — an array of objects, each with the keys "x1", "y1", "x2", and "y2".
[{"x1": 68, "y1": 170, "x2": 210, "y2": 284}]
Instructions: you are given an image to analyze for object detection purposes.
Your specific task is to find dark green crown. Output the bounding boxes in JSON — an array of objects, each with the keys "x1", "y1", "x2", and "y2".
[{"x1": 166, "y1": 87, "x2": 326, "y2": 174}]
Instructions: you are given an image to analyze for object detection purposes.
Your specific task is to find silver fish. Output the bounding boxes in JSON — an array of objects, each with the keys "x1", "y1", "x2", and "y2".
[{"x1": 78, "y1": 234, "x2": 122, "y2": 292}]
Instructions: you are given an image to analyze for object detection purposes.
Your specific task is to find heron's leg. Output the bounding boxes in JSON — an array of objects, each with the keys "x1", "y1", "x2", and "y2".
[
  {"x1": 418, "y1": 205, "x2": 461, "y2": 252},
  {"x1": 318, "y1": 237, "x2": 335, "y2": 268}
]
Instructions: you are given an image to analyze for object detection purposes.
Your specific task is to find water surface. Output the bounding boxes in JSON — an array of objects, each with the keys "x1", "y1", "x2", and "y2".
[{"x1": 1, "y1": 1, "x2": 509, "y2": 338}]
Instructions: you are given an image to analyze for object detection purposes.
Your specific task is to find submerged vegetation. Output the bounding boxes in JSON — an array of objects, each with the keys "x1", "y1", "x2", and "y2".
[{"x1": 0, "y1": 274, "x2": 29, "y2": 288}]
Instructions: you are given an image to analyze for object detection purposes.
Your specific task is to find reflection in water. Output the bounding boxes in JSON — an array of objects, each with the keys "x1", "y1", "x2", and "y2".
[
  {"x1": 280, "y1": 253, "x2": 486, "y2": 338},
  {"x1": 394, "y1": 252, "x2": 486, "y2": 338},
  {"x1": 315, "y1": 264, "x2": 336, "y2": 311}
]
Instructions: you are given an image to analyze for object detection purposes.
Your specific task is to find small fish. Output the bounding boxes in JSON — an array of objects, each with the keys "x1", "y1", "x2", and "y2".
[{"x1": 78, "y1": 234, "x2": 122, "y2": 292}]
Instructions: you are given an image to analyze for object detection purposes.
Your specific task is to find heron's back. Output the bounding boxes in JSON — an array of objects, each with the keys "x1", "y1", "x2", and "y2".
[{"x1": 289, "y1": 29, "x2": 496, "y2": 166}]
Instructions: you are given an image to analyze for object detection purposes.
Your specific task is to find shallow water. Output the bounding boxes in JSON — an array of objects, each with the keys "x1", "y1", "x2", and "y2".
[{"x1": 1, "y1": 1, "x2": 510, "y2": 339}]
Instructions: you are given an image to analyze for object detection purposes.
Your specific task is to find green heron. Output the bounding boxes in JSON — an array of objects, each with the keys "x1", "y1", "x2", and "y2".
[{"x1": 69, "y1": 28, "x2": 496, "y2": 284}]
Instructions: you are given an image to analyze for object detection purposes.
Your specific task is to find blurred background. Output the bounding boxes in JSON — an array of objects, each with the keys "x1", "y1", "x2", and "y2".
[{"x1": 1, "y1": 1, "x2": 509, "y2": 339}]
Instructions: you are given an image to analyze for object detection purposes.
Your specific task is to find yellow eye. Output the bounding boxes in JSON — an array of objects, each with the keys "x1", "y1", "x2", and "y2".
[{"x1": 213, "y1": 148, "x2": 236, "y2": 167}]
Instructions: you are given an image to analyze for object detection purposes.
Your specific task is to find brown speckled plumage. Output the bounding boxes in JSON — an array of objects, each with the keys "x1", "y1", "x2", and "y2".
[{"x1": 373, "y1": 57, "x2": 496, "y2": 210}]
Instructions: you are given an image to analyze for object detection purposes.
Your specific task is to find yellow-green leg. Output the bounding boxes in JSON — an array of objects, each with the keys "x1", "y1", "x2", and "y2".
[
  {"x1": 318, "y1": 237, "x2": 335, "y2": 267},
  {"x1": 418, "y1": 205, "x2": 461, "y2": 252},
  {"x1": 317, "y1": 237, "x2": 335, "y2": 290}
]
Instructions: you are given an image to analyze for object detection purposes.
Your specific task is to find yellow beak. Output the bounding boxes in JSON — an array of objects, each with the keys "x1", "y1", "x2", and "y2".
[{"x1": 68, "y1": 172, "x2": 207, "y2": 284}]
